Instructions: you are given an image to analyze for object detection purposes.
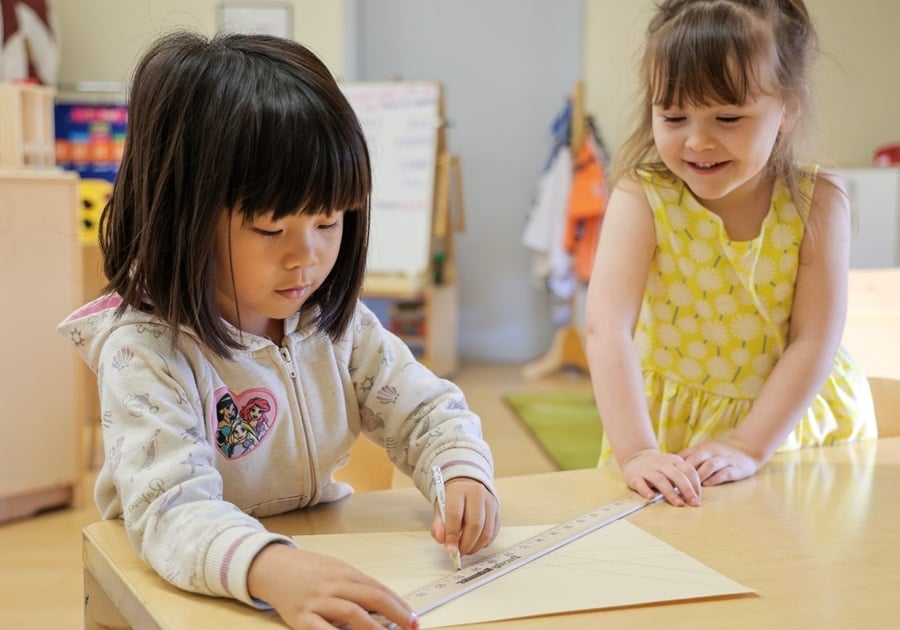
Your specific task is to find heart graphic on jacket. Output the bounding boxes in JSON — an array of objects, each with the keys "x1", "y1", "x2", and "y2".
[{"x1": 212, "y1": 387, "x2": 278, "y2": 459}]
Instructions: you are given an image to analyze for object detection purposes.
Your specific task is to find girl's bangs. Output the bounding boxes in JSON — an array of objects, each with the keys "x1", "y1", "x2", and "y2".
[
  {"x1": 650, "y1": 10, "x2": 774, "y2": 109},
  {"x1": 229, "y1": 93, "x2": 371, "y2": 221}
]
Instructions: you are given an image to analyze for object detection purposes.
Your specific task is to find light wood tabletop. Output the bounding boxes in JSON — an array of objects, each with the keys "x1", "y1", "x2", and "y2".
[{"x1": 84, "y1": 437, "x2": 900, "y2": 629}]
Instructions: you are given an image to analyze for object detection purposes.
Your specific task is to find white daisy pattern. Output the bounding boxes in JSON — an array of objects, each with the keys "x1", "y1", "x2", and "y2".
[
  {"x1": 688, "y1": 238, "x2": 714, "y2": 264},
  {"x1": 656, "y1": 323, "x2": 681, "y2": 347},
  {"x1": 669, "y1": 283, "x2": 694, "y2": 307},
  {"x1": 695, "y1": 300, "x2": 714, "y2": 319},
  {"x1": 676, "y1": 316, "x2": 699, "y2": 334},
  {"x1": 770, "y1": 222, "x2": 796, "y2": 250},
  {"x1": 753, "y1": 256, "x2": 777, "y2": 286},
  {"x1": 597, "y1": 167, "x2": 871, "y2": 467},
  {"x1": 666, "y1": 205, "x2": 688, "y2": 231},
  {"x1": 686, "y1": 340, "x2": 707, "y2": 360},
  {"x1": 731, "y1": 313, "x2": 762, "y2": 343},
  {"x1": 701, "y1": 320, "x2": 730, "y2": 346},
  {"x1": 713, "y1": 293, "x2": 739, "y2": 317},
  {"x1": 695, "y1": 268, "x2": 723, "y2": 295},
  {"x1": 706, "y1": 356, "x2": 732, "y2": 380}
]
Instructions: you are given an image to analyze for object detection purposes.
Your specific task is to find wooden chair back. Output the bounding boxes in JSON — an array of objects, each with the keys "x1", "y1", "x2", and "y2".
[
  {"x1": 332, "y1": 436, "x2": 395, "y2": 492},
  {"x1": 869, "y1": 376, "x2": 900, "y2": 438}
]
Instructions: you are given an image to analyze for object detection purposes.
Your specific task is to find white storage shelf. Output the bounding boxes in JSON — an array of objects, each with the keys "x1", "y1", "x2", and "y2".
[{"x1": 834, "y1": 168, "x2": 900, "y2": 268}]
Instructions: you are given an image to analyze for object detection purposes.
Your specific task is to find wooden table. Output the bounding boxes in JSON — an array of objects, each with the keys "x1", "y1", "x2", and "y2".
[{"x1": 84, "y1": 437, "x2": 900, "y2": 629}]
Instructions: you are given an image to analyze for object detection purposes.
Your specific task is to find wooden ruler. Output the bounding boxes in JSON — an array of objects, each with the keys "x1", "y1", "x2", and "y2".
[{"x1": 403, "y1": 492, "x2": 664, "y2": 615}]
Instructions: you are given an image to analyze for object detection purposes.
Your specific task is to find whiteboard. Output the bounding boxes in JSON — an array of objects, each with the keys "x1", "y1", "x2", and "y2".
[{"x1": 341, "y1": 82, "x2": 441, "y2": 278}]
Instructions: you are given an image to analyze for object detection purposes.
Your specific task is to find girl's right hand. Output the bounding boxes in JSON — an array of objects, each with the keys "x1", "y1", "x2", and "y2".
[
  {"x1": 622, "y1": 449, "x2": 702, "y2": 507},
  {"x1": 248, "y1": 543, "x2": 418, "y2": 630}
]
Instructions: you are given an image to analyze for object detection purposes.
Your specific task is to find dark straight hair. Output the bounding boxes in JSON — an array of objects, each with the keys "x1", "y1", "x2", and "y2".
[{"x1": 100, "y1": 30, "x2": 371, "y2": 358}]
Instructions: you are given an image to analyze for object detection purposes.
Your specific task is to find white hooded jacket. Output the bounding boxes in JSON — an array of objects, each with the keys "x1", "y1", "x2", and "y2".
[{"x1": 59, "y1": 294, "x2": 495, "y2": 607}]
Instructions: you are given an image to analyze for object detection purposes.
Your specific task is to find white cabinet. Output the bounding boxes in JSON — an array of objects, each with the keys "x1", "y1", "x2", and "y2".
[
  {"x1": 834, "y1": 168, "x2": 900, "y2": 268},
  {"x1": 0, "y1": 170, "x2": 83, "y2": 522}
]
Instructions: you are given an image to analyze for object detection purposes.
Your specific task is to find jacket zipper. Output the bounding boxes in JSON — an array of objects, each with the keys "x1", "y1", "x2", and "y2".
[
  {"x1": 278, "y1": 344, "x2": 317, "y2": 500},
  {"x1": 279, "y1": 346, "x2": 296, "y2": 378}
]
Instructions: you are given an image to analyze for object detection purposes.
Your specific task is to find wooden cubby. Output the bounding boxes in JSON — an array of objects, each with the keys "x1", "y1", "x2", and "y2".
[
  {"x1": 0, "y1": 169, "x2": 84, "y2": 522},
  {"x1": 0, "y1": 82, "x2": 56, "y2": 168},
  {"x1": 363, "y1": 276, "x2": 460, "y2": 378}
]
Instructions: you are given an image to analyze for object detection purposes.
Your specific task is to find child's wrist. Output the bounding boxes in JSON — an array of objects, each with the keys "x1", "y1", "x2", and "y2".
[
  {"x1": 247, "y1": 542, "x2": 289, "y2": 601},
  {"x1": 622, "y1": 447, "x2": 659, "y2": 467},
  {"x1": 720, "y1": 434, "x2": 768, "y2": 464}
]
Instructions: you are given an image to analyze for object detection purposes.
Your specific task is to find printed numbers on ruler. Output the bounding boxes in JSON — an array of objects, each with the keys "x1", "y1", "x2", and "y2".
[{"x1": 404, "y1": 492, "x2": 664, "y2": 615}]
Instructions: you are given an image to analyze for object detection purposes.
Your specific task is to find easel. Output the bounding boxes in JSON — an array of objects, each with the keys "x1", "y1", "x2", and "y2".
[
  {"x1": 361, "y1": 82, "x2": 465, "y2": 378},
  {"x1": 341, "y1": 86, "x2": 464, "y2": 489},
  {"x1": 521, "y1": 80, "x2": 590, "y2": 381}
]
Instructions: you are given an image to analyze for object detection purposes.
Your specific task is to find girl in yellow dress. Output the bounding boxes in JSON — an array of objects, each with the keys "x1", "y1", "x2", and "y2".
[{"x1": 585, "y1": 0, "x2": 877, "y2": 507}]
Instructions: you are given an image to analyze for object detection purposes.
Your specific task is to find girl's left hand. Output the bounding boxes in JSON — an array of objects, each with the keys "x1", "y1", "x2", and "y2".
[
  {"x1": 679, "y1": 438, "x2": 763, "y2": 486},
  {"x1": 431, "y1": 478, "x2": 501, "y2": 558}
]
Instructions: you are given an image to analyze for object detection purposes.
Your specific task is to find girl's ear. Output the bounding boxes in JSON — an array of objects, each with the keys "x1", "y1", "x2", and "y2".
[{"x1": 779, "y1": 87, "x2": 806, "y2": 133}]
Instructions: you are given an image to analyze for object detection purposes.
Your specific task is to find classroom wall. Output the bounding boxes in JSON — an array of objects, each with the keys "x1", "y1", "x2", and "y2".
[
  {"x1": 56, "y1": 0, "x2": 346, "y2": 87},
  {"x1": 53, "y1": 0, "x2": 900, "y2": 363},
  {"x1": 584, "y1": 0, "x2": 900, "y2": 168},
  {"x1": 351, "y1": 0, "x2": 583, "y2": 364},
  {"x1": 59, "y1": 1, "x2": 900, "y2": 166}
]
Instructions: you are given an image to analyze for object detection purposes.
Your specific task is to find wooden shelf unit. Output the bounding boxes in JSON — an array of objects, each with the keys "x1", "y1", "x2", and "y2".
[
  {"x1": 0, "y1": 83, "x2": 56, "y2": 168},
  {"x1": 0, "y1": 169, "x2": 84, "y2": 522},
  {"x1": 363, "y1": 276, "x2": 459, "y2": 378}
]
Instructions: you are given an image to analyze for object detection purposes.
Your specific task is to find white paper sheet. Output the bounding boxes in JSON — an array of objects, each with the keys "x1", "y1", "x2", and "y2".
[{"x1": 293, "y1": 520, "x2": 753, "y2": 628}]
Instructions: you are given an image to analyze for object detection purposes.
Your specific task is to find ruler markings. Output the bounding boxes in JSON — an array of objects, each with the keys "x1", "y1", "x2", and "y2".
[{"x1": 404, "y1": 492, "x2": 664, "y2": 616}]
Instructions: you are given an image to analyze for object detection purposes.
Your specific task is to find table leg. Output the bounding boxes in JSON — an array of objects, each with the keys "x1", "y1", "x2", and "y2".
[{"x1": 84, "y1": 567, "x2": 130, "y2": 629}]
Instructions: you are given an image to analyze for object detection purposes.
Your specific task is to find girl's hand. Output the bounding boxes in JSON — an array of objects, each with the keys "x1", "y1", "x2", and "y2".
[
  {"x1": 680, "y1": 438, "x2": 762, "y2": 486},
  {"x1": 247, "y1": 543, "x2": 418, "y2": 630},
  {"x1": 431, "y1": 478, "x2": 501, "y2": 559},
  {"x1": 622, "y1": 449, "x2": 702, "y2": 507}
]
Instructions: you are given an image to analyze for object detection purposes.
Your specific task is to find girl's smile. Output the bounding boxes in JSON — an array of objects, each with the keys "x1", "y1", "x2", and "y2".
[
  {"x1": 652, "y1": 93, "x2": 788, "y2": 216},
  {"x1": 684, "y1": 160, "x2": 730, "y2": 173}
]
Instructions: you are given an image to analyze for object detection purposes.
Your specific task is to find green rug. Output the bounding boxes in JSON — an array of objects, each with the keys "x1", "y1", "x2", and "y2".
[{"x1": 504, "y1": 390, "x2": 604, "y2": 470}]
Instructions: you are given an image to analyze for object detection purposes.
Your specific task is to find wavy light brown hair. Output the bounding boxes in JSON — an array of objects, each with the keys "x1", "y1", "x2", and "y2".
[
  {"x1": 614, "y1": 0, "x2": 819, "y2": 201},
  {"x1": 100, "y1": 30, "x2": 371, "y2": 358}
]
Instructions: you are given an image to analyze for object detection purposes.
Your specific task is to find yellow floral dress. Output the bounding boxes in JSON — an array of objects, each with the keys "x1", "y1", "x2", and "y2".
[{"x1": 598, "y1": 167, "x2": 877, "y2": 463}]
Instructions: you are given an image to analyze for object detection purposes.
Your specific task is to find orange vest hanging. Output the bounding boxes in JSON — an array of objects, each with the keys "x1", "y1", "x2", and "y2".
[{"x1": 564, "y1": 136, "x2": 608, "y2": 282}]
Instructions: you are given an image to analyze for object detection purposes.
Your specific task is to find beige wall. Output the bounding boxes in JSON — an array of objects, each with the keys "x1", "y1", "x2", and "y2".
[
  {"x1": 55, "y1": 0, "x2": 345, "y2": 88},
  {"x1": 584, "y1": 0, "x2": 900, "y2": 169},
  {"x1": 56, "y1": 1, "x2": 898, "y2": 167}
]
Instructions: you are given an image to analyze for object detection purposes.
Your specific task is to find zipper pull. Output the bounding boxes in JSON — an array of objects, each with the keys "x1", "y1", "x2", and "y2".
[{"x1": 279, "y1": 347, "x2": 296, "y2": 378}]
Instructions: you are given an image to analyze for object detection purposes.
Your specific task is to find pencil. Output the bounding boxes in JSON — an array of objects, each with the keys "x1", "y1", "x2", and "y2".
[{"x1": 431, "y1": 465, "x2": 462, "y2": 571}]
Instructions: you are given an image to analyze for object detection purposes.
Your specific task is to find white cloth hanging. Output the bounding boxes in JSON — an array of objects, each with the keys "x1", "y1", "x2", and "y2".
[{"x1": 521, "y1": 146, "x2": 577, "y2": 302}]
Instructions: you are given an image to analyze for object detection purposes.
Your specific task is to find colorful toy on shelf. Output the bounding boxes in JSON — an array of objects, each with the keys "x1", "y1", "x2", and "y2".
[
  {"x1": 54, "y1": 102, "x2": 127, "y2": 182},
  {"x1": 79, "y1": 178, "x2": 113, "y2": 243}
]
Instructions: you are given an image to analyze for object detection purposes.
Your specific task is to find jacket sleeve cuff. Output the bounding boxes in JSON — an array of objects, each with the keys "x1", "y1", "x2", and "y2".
[
  {"x1": 203, "y1": 527, "x2": 297, "y2": 608},
  {"x1": 428, "y1": 449, "x2": 497, "y2": 504}
]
